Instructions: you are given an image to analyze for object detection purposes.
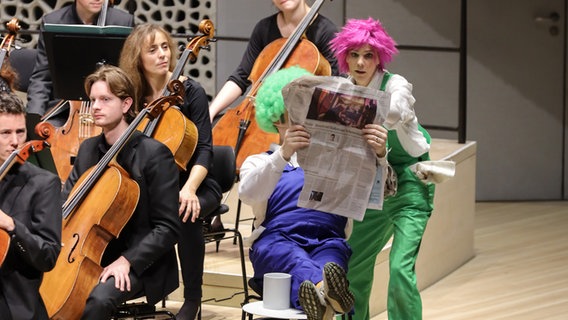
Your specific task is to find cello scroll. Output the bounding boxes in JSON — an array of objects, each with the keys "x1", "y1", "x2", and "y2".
[{"x1": 186, "y1": 19, "x2": 216, "y2": 63}]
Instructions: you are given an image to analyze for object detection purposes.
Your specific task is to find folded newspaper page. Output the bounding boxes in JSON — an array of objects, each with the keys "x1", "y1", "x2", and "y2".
[{"x1": 282, "y1": 75, "x2": 390, "y2": 221}]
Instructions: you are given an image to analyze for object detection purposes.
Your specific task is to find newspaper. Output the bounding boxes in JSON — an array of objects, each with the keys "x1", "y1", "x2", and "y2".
[{"x1": 282, "y1": 76, "x2": 391, "y2": 221}]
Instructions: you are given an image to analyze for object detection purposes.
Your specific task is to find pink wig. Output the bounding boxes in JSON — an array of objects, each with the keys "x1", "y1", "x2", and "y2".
[{"x1": 329, "y1": 17, "x2": 398, "y2": 74}]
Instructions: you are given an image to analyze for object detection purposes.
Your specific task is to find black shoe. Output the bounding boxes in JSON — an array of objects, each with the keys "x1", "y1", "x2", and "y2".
[
  {"x1": 299, "y1": 280, "x2": 334, "y2": 320},
  {"x1": 176, "y1": 299, "x2": 200, "y2": 320},
  {"x1": 322, "y1": 262, "x2": 354, "y2": 314}
]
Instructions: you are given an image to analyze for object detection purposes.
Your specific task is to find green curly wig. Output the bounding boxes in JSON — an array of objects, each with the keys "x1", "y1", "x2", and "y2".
[{"x1": 254, "y1": 66, "x2": 312, "y2": 133}]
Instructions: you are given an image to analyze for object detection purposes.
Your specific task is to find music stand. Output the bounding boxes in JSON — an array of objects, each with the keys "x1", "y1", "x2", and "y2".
[{"x1": 43, "y1": 24, "x2": 132, "y2": 101}]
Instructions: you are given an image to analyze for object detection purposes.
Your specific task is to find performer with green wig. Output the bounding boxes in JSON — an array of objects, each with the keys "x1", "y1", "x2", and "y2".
[{"x1": 239, "y1": 66, "x2": 390, "y2": 320}]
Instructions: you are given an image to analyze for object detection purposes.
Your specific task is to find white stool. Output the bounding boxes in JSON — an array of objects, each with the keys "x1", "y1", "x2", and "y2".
[
  {"x1": 242, "y1": 301, "x2": 352, "y2": 320},
  {"x1": 242, "y1": 301, "x2": 307, "y2": 320}
]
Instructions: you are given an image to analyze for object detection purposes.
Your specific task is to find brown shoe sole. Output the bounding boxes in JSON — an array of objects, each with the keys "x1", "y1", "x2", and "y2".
[{"x1": 323, "y1": 262, "x2": 355, "y2": 313}]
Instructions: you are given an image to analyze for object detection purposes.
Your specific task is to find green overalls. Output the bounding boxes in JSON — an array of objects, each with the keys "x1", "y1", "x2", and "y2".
[{"x1": 347, "y1": 73, "x2": 435, "y2": 320}]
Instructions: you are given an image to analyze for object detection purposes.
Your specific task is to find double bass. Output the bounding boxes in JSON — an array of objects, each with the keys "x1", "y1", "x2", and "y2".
[
  {"x1": 0, "y1": 140, "x2": 49, "y2": 267},
  {"x1": 212, "y1": 0, "x2": 331, "y2": 169},
  {"x1": 39, "y1": 87, "x2": 183, "y2": 320},
  {"x1": 34, "y1": 0, "x2": 116, "y2": 182},
  {"x1": 35, "y1": 100, "x2": 102, "y2": 182},
  {"x1": 138, "y1": 19, "x2": 216, "y2": 171}
]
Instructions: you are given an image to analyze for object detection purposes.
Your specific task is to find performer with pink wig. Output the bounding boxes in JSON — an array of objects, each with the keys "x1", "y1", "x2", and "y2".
[{"x1": 330, "y1": 18, "x2": 435, "y2": 320}]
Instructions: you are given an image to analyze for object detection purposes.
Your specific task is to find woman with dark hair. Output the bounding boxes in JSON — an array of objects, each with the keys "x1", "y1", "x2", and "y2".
[{"x1": 119, "y1": 23, "x2": 222, "y2": 320}]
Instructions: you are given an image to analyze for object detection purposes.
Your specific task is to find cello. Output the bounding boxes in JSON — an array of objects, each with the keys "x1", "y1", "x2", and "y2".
[
  {"x1": 0, "y1": 140, "x2": 49, "y2": 267},
  {"x1": 138, "y1": 19, "x2": 216, "y2": 171},
  {"x1": 39, "y1": 85, "x2": 184, "y2": 320},
  {"x1": 34, "y1": 0, "x2": 116, "y2": 183},
  {"x1": 212, "y1": 0, "x2": 331, "y2": 169}
]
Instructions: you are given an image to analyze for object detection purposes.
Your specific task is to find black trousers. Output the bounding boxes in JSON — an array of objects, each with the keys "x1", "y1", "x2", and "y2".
[
  {"x1": 81, "y1": 274, "x2": 145, "y2": 320},
  {"x1": 177, "y1": 180, "x2": 222, "y2": 300}
]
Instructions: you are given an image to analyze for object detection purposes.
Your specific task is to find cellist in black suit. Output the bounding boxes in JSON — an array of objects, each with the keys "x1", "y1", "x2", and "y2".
[
  {"x1": 62, "y1": 65, "x2": 181, "y2": 320},
  {"x1": 0, "y1": 90, "x2": 62, "y2": 320}
]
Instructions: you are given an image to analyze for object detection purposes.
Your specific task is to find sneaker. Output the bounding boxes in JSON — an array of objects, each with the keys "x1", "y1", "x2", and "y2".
[
  {"x1": 322, "y1": 262, "x2": 355, "y2": 313},
  {"x1": 299, "y1": 280, "x2": 335, "y2": 320}
]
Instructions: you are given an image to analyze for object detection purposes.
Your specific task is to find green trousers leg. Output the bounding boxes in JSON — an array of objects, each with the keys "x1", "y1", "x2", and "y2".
[
  {"x1": 347, "y1": 207, "x2": 430, "y2": 320},
  {"x1": 386, "y1": 208, "x2": 430, "y2": 320},
  {"x1": 347, "y1": 209, "x2": 394, "y2": 320}
]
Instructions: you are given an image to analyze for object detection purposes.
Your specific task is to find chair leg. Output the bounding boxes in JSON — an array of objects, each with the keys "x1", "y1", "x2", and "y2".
[{"x1": 233, "y1": 199, "x2": 242, "y2": 245}]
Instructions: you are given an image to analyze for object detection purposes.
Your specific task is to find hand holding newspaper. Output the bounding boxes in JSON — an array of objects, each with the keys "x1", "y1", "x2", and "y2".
[{"x1": 282, "y1": 75, "x2": 390, "y2": 221}]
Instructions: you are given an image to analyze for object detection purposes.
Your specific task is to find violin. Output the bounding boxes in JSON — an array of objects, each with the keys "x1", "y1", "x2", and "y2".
[
  {"x1": 34, "y1": 0, "x2": 116, "y2": 183},
  {"x1": 138, "y1": 19, "x2": 216, "y2": 170},
  {"x1": 0, "y1": 140, "x2": 49, "y2": 267},
  {"x1": 212, "y1": 0, "x2": 331, "y2": 170},
  {"x1": 39, "y1": 84, "x2": 184, "y2": 319}
]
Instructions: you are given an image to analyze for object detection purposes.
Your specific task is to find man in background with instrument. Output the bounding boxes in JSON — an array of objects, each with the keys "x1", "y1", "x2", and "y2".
[
  {"x1": 26, "y1": 0, "x2": 134, "y2": 121},
  {"x1": 61, "y1": 66, "x2": 181, "y2": 319},
  {"x1": 0, "y1": 91, "x2": 62, "y2": 320}
]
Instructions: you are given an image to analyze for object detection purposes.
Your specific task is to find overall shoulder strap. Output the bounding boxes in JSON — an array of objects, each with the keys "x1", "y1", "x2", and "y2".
[{"x1": 380, "y1": 72, "x2": 392, "y2": 91}]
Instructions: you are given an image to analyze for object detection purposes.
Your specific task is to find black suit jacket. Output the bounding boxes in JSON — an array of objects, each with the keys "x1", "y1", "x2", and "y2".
[
  {"x1": 27, "y1": 2, "x2": 135, "y2": 115},
  {"x1": 0, "y1": 162, "x2": 62, "y2": 320},
  {"x1": 62, "y1": 131, "x2": 181, "y2": 304}
]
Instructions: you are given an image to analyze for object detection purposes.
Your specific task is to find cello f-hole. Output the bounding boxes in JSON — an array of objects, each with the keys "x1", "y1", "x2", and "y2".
[
  {"x1": 67, "y1": 233, "x2": 80, "y2": 263},
  {"x1": 61, "y1": 110, "x2": 79, "y2": 135}
]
